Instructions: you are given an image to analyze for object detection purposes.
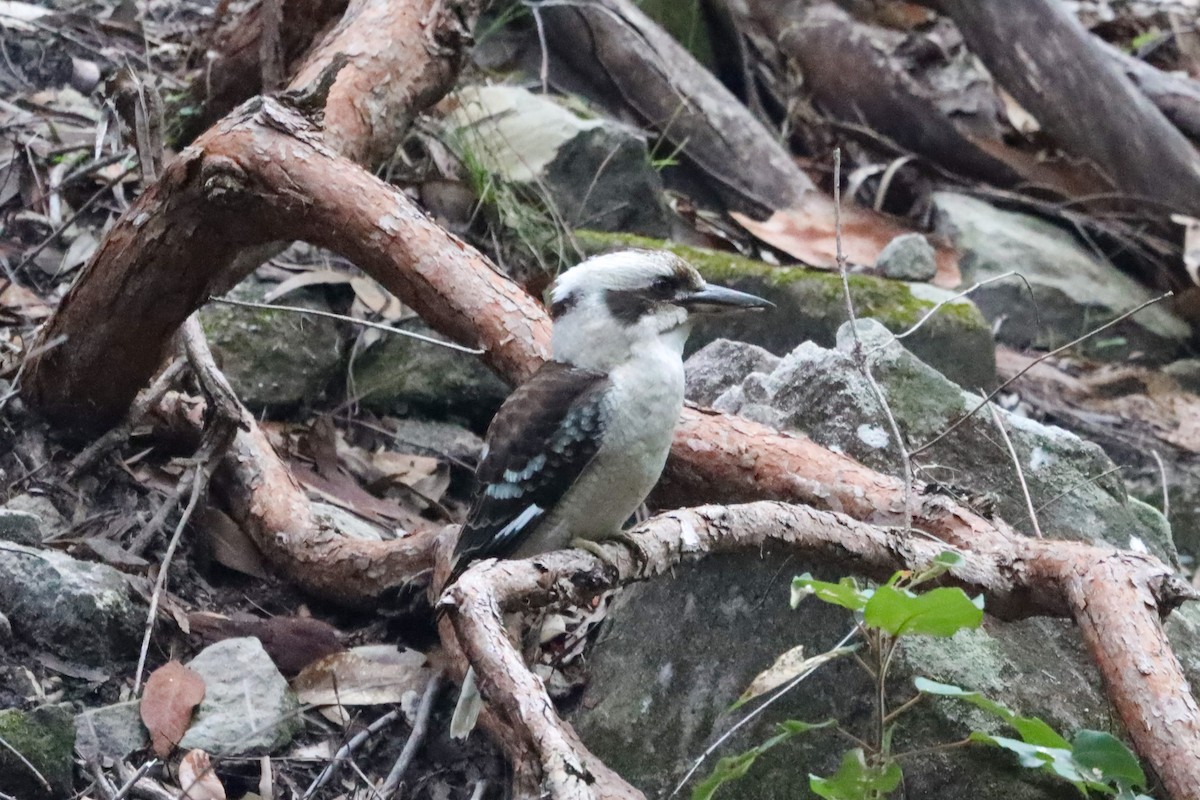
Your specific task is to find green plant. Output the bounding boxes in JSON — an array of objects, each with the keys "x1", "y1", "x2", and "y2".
[{"x1": 693, "y1": 553, "x2": 1154, "y2": 799}]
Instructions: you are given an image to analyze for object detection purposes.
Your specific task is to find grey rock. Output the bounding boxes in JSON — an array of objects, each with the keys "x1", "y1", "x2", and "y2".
[
  {"x1": 75, "y1": 701, "x2": 148, "y2": 762},
  {"x1": 934, "y1": 192, "x2": 1188, "y2": 362},
  {"x1": 0, "y1": 611, "x2": 9, "y2": 643},
  {"x1": 574, "y1": 551, "x2": 1104, "y2": 800},
  {"x1": 0, "y1": 543, "x2": 141, "y2": 666},
  {"x1": 2, "y1": 494, "x2": 67, "y2": 540},
  {"x1": 180, "y1": 637, "x2": 302, "y2": 755},
  {"x1": 877, "y1": 232, "x2": 938, "y2": 281},
  {"x1": 200, "y1": 276, "x2": 346, "y2": 410},
  {"x1": 684, "y1": 339, "x2": 780, "y2": 407},
  {"x1": 0, "y1": 509, "x2": 42, "y2": 546},
  {"x1": 446, "y1": 85, "x2": 671, "y2": 237},
  {"x1": 350, "y1": 319, "x2": 511, "y2": 429},
  {"x1": 1164, "y1": 358, "x2": 1200, "y2": 393},
  {"x1": 686, "y1": 325, "x2": 1175, "y2": 562},
  {"x1": 0, "y1": 703, "x2": 75, "y2": 799}
]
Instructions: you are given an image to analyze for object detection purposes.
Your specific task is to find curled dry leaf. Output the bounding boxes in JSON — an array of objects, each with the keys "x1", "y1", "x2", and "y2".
[
  {"x1": 141, "y1": 660, "x2": 206, "y2": 758},
  {"x1": 188, "y1": 610, "x2": 345, "y2": 676},
  {"x1": 736, "y1": 645, "x2": 858, "y2": 708},
  {"x1": 731, "y1": 194, "x2": 961, "y2": 287},
  {"x1": 178, "y1": 749, "x2": 227, "y2": 800}
]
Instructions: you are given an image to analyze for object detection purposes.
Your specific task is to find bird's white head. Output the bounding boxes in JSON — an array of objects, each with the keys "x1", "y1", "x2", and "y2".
[{"x1": 547, "y1": 249, "x2": 772, "y2": 371}]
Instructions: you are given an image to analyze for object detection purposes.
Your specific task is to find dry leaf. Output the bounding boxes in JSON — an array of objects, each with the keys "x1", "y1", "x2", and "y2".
[
  {"x1": 292, "y1": 645, "x2": 429, "y2": 709},
  {"x1": 1172, "y1": 214, "x2": 1200, "y2": 286},
  {"x1": 198, "y1": 507, "x2": 269, "y2": 578},
  {"x1": 188, "y1": 611, "x2": 344, "y2": 676},
  {"x1": 0, "y1": 279, "x2": 51, "y2": 320},
  {"x1": 141, "y1": 661, "x2": 206, "y2": 757},
  {"x1": 731, "y1": 193, "x2": 962, "y2": 287},
  {"x1": 736, "y1": 645, "x2": 857, "y2": 708},
  {"x1": 349, "y1": 276, "x2": 405, "y2": 320},
  {"x1": 178, "y1": 749, "x2": 227, "y2": 800},
  {"x1": 261, "y1": 269, "x2": 353, "y2": 303}
]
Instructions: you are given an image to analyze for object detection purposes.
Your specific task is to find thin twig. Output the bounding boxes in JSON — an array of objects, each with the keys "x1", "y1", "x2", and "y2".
[
  {"x1": 379, "y1": 672, "x2": 444, "y2": 798},
  {"x1": 303, "y1": 709, "x2": 402, "y2": 798},
  {"x1": 888, "y1": 271, "x2": 1037, "y2": 343},
  {"x1": 210, "y1": 297, "x2": 485, "y2": 354},
  {"x1": 831, "y1": 148, "x2": 913, "y2": 532},
  {"x1": 1032, "y1": 465, "x2": 1124, "y2": 515},
  {"x1": 986, "y1": 402, "x2": 1042, "y2": 539},
  {"x1": 110, "y1": 759, "x2": 158, "y2": 800},
  {"x1": 0, "y1": 732, "x2": 52, "y2": 793},
  {"x1": 912, "y1": 291, "x2": 1173, "y2": 457},
  {"x1": 1150, "y1": 450, "x2": 1170, "y2": 521},
  {"x1": 132, "y1": 429, "x2": 229, "y2": 693}
]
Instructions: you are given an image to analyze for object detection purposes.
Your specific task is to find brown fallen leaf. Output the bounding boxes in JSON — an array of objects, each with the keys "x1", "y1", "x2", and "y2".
[
  {"x1": 141, "y1": 661, "x2": 206, "y2": 758},
  {"x1": 197, "y1": 507, "x2": 269, "y2": 578},
  {"x1": 292, "y1": 645, "x2": 429, "y2": 710},
  {"x1": 731, "y1": 194, "x2": 961, "y2": 287},
  {"x1": 178, "y1": 749, "x2": 227, "y2": 800}
]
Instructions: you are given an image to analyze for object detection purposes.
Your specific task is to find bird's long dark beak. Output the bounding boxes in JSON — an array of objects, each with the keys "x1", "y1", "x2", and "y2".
[{"x1": 680, "y1": 284, "x2": 774, "y2": 313}]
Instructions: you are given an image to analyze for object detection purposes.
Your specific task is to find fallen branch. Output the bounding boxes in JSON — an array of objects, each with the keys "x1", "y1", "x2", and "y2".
[{"x1": 443, "y1": 502, "x2": 1200, "y2": 799}]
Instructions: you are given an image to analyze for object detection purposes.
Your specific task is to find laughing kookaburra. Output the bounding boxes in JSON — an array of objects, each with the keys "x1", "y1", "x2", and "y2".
[{"x1": 448, "y1": 249, "x2": 772, "y2": 582}]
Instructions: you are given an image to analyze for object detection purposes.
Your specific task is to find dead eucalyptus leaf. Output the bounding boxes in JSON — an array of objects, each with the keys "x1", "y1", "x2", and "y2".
[
  {"x1": 141, "y1": 660, "x2": 206, "y2": 757},
  {"x1": 735, "y1": 645, "x2": 858, "y2": 709},
  {"x1": 292, "y1": 645, "x2": 429, "y2": 708}
]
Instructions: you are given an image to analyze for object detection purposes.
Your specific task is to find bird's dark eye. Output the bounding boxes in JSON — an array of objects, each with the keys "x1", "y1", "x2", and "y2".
[{"x1": 650, "y1": 276, "x2": 676, "y2": 297}]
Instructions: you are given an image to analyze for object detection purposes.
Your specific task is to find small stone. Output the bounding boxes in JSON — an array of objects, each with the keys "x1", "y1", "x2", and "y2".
[
  {"x1": 0, "y1": 543, "x2": 141, "y2": 666},
  {"x1": 75, "y1": 701, "x2": 148, "y2": 762},
  {"x1": 876, "y1": 232, "x2": 938, "y2": 281},
  {"x1": 0, "y1": 704, "x2": 75, "y2": 799},
  {"x1": 180, "y1": 638, "x2": 302, "y2": 755},
  {"x1": 0, "y1": 509, "x2": 42, "y2": 546},
  {"x1": 2, "y1": 494, "x2": 67, "y2": 540},
  {"x1": 685, "y1": 339, "x2": 780, "y2": 406}
]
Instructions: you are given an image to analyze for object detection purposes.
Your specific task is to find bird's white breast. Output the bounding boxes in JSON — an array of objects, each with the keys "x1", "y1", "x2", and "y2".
[{"x1": 511, "y1": 337, "x2": 685, "y2": 556}]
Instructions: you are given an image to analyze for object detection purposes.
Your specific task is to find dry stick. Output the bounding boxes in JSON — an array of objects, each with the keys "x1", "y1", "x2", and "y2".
[
  {"x1": 831, "y1": 148, "x2": 913, "y2": 532},
  {"x1": 379, "y1": 672, "x2": 444, "y2": 798},
  {"x1": 1032, "y1": 465, "x2": 1124, "y2": 515},
  {"x1": 70, "y1": 357, "x2": 188, "y2": 475},
  {"x1": 888, "y1": 271, "x2": 1037, "y2": 342},
  {"x1": 986, "y1": 402, "x2": 1043, "y2": 539},
  {"x1": 0, "y1": 732, "x2": 52, "y2": 794},
  {"x1": 302, "y1": 708, "x2": 403, "y2": 798},
  {"x1": 1150, "y1": 449, "x2": 1170, "y2": 520},
  {"x1": 210, "y1": 296, "x2": 485, "y2": 354},
  {"x1": 110, "y1": 759, "x2": 158, "y2": 800},
  {"x1": 911, "y1": 291, "x2": 1174, "y2": 457}
]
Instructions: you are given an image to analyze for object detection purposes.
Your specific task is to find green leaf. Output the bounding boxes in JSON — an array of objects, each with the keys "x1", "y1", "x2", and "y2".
[
  {"x1": 863, "y1": 586, "x2": 983, "y2": 637},
  {"x1": 792, "y1": 574, "x2": 870, "y2": 611},
  {"x1": 969, "y1": 732, "x2": 1092, "y2": 789},
  {"x1": 691, "y1": 720, "x2": 834, "y2": 800},
  {"x1": 1071, "y1": 730, "x2": 1146, "y2": 789},
  {"x1": 809, "y1": 749, "x2": 902, "y2": 800},
  {"x1": 932, "y1": 551, "x2": 965, "y2": 567},
  {"x1": 914, "y1": 678, "x2": 1070, "y2": 749}
]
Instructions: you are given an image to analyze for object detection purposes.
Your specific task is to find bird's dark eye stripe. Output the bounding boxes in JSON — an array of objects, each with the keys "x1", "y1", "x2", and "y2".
[{"x1": 550, "y1": 292, "x2": 579, "y2": 319}]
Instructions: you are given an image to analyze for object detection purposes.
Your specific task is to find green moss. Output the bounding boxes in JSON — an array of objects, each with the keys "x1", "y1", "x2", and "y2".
[{"x1": 0, "y1": 704, "x2": 75, "y2": 799}]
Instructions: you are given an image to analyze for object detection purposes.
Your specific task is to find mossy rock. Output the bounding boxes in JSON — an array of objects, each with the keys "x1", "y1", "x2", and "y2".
[
  {"x1": 0, "y1": 704, "x2": 75, "y2": 799},
  {"x1": 200, "y1": 277, "x2": 346, "y2": 412},
  {"x1": 575, "y1": 231, "x2": 996, "y2": 389}
]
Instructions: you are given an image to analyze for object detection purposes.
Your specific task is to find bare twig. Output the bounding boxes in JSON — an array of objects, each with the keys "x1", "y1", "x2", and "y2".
[
  {"x1": 832, "y1": 148, "x2": 913, "y2": 531},
  {"x1": 210, "y1": 296, "x2": 485, "y2": 354},
  {"x1": 912, "y1": 291, "x2": 1174, "y2": 457},
  {"x1": 1033, "y1": 465, "x2": 1124, "y2": 515},
  {"x1": 379, "y1": 672, "x2": 444, "y2": 798},
  {"x1": 1151, "y1": 450, "x2": 1170, "y2": 521},
  {"x1": 986, "y1": 402, "x2": 1043, "y2": 539},
  {"x1": 110, "y1": 759, "x2": 159, "y2": 800},
  {"x1": 0, "y1": 732, "x2": 52, "y2": 793},
  {"x1": 887, "y1": 270, "x2": 1038, "y2": 343},
  {"x1": 303, "y1": 709, "x2": 402, "y2": 798}
]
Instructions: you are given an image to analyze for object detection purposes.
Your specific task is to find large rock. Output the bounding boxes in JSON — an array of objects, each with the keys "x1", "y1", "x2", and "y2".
[
  {"x1": 575, "y1": 551, "x2": 1118, "y2": 800},
  {"x1": 0, "y1": 704, "x2": 75, "y2": 800},
  {"x1": 578, "y1": 232, "x2": 997, "y2": 390},
  {"x1": 686, "y1": 325, "x2": 1175, "y2": 561},
  {"x1": 571, "y1": 330, "x2": 1187, "y2": 797},
  {"x1": 445, "y1": 85, "x2": 671, "y2": 237},
  {"x1": 200, "y1": 276, "x2": 346, "y2": 411},
  {"x1": 180, "y1": 637, "x2": 302, "y2": 754},
  {"x1": 349, "y1": 319, "x2": 511, "y2": 430},
  {"x1": 934, "y1": 192, "x2": 1188, "y2": 363},
  {"x1": 0, "y1": 543, "x2": 141, "y2": 666}
]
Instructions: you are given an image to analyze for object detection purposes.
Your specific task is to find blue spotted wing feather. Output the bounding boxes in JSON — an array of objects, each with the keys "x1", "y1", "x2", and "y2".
[{"x1": 450, "y1": 361, "x2": 610, "y2": 580}]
